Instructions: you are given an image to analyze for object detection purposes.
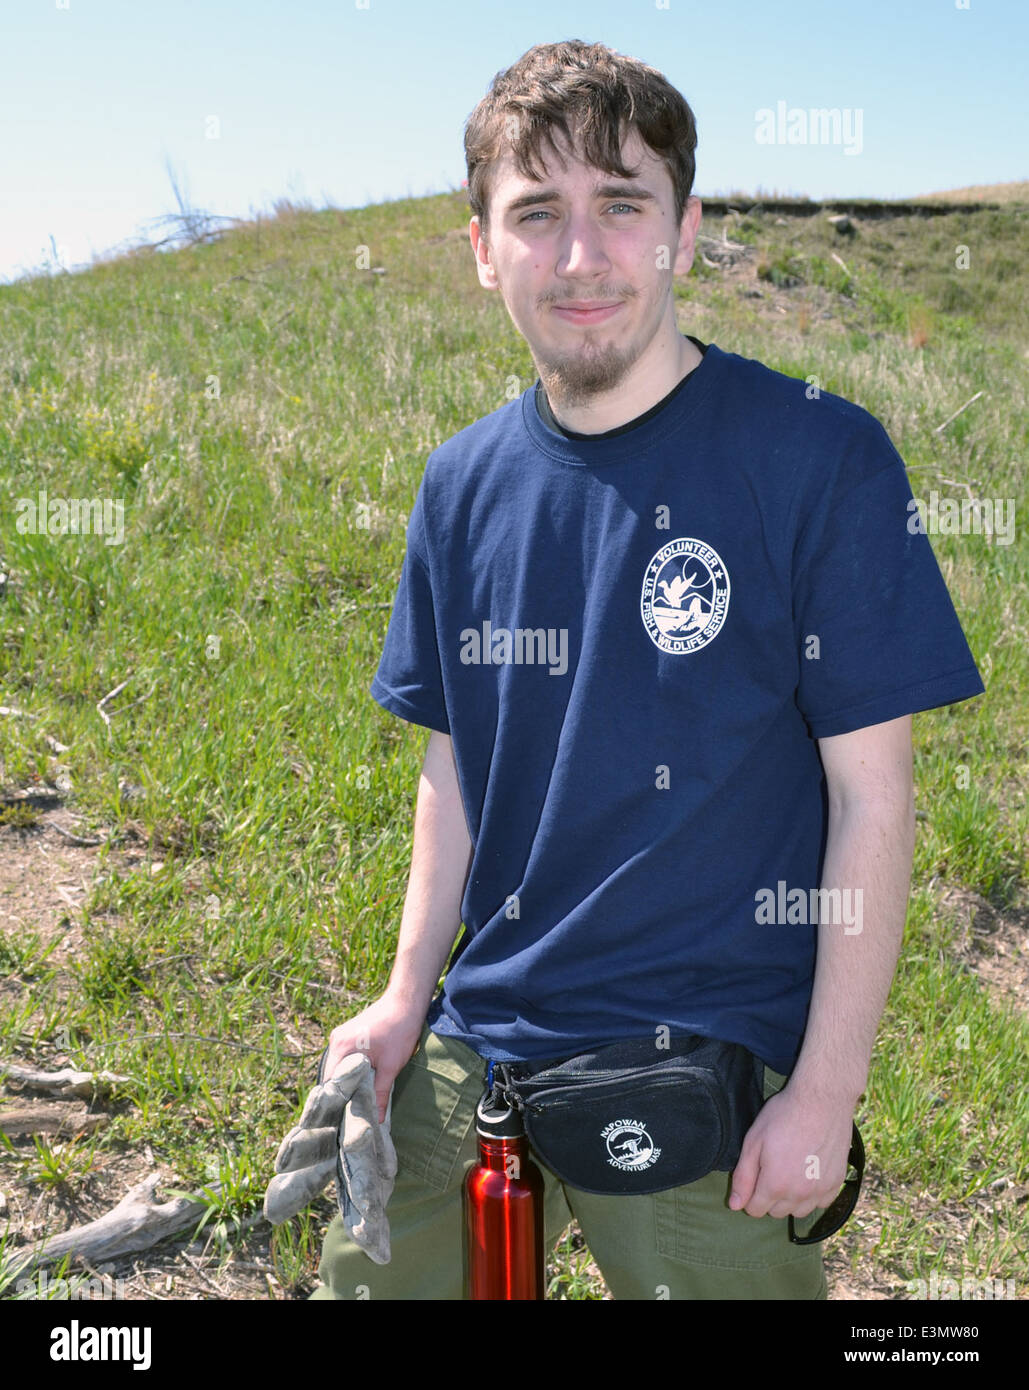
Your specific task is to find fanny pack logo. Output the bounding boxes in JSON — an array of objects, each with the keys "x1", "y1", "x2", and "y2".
[
  {"x1": 641, "y1": 537, "x2": 730, "y2": 654},
  {"x1": 601, "y1": 1119, "x2": 662, "y2": 1172}
]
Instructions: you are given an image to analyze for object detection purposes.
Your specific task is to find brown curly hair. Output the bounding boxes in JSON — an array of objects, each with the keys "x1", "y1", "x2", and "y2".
[{"x1": 464, "y1": 39, "x2": 698, "y2": 240}]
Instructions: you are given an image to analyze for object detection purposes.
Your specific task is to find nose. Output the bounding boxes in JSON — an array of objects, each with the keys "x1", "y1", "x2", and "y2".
[{"x1": 555, "y1": 209, "x2": 611, "y2": 281}]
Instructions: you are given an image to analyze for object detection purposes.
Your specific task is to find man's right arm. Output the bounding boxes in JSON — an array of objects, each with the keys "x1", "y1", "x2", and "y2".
[{"x1": 323, "y1": 728, "x2": 472, "y2": 1121}]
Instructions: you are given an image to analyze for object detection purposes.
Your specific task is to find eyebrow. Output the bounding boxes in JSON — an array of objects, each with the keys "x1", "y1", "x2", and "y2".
[{"x1": 503, "y1": 182, "x2": 659, "y2": 216}]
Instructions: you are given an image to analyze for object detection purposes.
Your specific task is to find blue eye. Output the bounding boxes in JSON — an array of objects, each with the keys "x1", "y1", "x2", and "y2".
[{"x1": 519, "y1": 204, "x2": 641, "y2": 223}]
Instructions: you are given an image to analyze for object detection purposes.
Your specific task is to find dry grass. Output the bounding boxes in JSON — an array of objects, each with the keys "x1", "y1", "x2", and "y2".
[{"x1": 914, "y1": 181, "x2": 1029, "y2": 205}]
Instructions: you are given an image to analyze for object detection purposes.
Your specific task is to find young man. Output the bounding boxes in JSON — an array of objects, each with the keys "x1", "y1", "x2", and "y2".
[{"x1": 310, "y1": 40, "x2": 985, "y2": 1299}]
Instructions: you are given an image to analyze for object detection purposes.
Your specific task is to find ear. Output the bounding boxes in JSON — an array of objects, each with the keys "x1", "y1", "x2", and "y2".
[
  {"x1": 672, "y1": 196, "x2": 704, "y2": 277},
  {"x1": 469, "y1": 216, "x2": 499, "y2": 290}
]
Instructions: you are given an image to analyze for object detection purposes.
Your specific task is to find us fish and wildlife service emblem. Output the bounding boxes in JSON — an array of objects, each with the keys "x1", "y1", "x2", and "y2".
[{"x1": 641, "y1": 537, "x2": 730, "y2": 654}]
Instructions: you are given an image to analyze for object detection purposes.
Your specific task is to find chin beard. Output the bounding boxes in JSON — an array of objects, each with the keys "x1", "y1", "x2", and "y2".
[{"x1": 536, "y1": 339, "x2": 641, "y2": 409}]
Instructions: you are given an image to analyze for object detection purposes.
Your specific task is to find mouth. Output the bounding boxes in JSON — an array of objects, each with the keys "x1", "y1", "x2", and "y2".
[{"x1": 551, "y1": 300, "x2": 623, "y2": 325}]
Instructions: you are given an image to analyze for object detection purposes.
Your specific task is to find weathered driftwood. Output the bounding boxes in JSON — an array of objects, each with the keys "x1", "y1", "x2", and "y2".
[
  {"x1": 696, "y1": 234, "x2": 753, "y2": 266},
  {"x1": 1, "y1": 1064, "x2": 130, "y2": 1099},
  {"x1": 0, "y1": 1105, "x2": 108, "y2": 1137},
  {"x1": 2, "y1": 1174, "x2": 214, "y2": 1280}
]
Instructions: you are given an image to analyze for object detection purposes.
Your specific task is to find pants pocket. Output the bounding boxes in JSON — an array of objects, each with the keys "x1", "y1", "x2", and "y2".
[
  {"x1": 654, "y1": 1063, "x2": 819, "y2": 1272},
  {"x1": 389, "y1": 1025, "x2": 485, "y2": 1192},
  {"x1": 654, "y1": 1170, "x2": 819, "y2": 1271}
]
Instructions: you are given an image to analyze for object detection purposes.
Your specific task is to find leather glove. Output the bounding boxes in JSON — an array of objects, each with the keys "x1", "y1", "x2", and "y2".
[{"x1": 263, "y1": 1048, "x2": 397, "y2": 1264}]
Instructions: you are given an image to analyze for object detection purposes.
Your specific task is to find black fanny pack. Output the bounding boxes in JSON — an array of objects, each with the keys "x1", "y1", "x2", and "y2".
[{"x1": 491, "y1": 1034, "x2": 766, "y2": 1196}]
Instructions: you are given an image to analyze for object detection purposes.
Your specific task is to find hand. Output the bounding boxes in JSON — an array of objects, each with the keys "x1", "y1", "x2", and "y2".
[
  {"x1": 324, "y1": 992, "x2": 425, "y2": 1124},
  {"x1": 729, "y1": 1084, "x2": 854, "y2": 1220}
]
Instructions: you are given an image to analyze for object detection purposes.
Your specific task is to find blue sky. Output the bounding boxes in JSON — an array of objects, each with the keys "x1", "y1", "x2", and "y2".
[{"x1": 1, "y1": 0, "x2": 1025, "y2": 284}]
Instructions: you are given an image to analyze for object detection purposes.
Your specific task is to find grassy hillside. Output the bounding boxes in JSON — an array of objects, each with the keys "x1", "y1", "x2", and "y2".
[
  {"x1": 1, "y1": 187, "x2": 1027, "y2": 1301},
  {"x1": 914, "y1": 180, "x2": 1029, "y2": 205}
]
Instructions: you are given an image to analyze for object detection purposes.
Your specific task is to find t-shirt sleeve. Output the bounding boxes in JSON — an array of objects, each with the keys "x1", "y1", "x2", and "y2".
[
  {"x1": 793, "y1": 417, "x2": 985, "y2": 739},
  {"x1": 369, "y1": 478, "x2": 451, "y2": 734}
]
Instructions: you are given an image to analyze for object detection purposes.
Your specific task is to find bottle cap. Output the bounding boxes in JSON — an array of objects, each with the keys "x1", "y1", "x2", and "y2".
[{"x1": 475, "y1": 1090, "x2": 525, "y2": 1139}]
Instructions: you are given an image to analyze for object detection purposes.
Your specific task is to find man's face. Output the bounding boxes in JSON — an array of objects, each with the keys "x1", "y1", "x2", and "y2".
[{"x1": 468, "y1": 122, "x2": 702, "y2": 407}]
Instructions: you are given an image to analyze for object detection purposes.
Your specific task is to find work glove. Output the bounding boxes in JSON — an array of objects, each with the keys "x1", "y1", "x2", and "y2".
[{"x1": 263, "y1": 1048, "x2": 397, "y2": 1264}]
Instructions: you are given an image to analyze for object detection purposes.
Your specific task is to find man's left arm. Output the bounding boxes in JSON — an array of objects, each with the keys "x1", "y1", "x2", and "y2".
[{"x1": 730, "y1": 713, "x2": 916, "y2": 1218}]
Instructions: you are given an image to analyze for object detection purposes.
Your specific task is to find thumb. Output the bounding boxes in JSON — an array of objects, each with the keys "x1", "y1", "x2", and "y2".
[
  {"x1": 374, "y1": 1075, "x2": 395, "y2": 1127},
  {"x1": 729, "y1": 1133, "x2": 762, "y2": 1211}
]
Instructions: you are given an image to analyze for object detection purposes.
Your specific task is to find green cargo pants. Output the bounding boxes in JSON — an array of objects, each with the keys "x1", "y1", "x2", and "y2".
[{"x1": 310, "y1": 1023, "x2": 828, "y2": 1300}]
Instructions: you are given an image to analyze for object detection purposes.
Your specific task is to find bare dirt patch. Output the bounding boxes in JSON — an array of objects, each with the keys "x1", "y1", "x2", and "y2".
[
  {"x1": 0, "y1": 805, "x2": 320, "y2": 1300},
  {"x1": 937, "y1": 882, "x2": 1029, "y2": 1017}
]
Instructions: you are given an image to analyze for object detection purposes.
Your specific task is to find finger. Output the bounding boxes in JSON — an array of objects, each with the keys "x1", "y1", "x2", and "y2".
[
  {"x1": 295, "y1": 1078, "x2": 352, "y2": 1130},
  {"x1": 263, "y1": 1158, "x2": 335, "y2": 1224},
  {"x1": 763, "y1": 1198, "x2": 796, "y2": 1220},
  {"x1": 729, "y1": 1137, "x2": 761, "y2": 1210},
  {"x1": 375, "y1": 1086, "x2": 391, "y2": 1125},
  {"x1": 275, "y1": 1124, "x2": 339, "y2": 1172}
]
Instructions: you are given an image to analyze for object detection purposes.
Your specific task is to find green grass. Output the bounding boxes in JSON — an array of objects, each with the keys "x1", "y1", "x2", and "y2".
[{"x1": 1, "y1": 189, "x2": 1027, "y2": 1299}]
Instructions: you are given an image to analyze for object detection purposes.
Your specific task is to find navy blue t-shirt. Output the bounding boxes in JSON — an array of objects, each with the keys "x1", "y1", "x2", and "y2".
[{"x1": 369, "y1": 339, "x2": 985, "y2": 1075}]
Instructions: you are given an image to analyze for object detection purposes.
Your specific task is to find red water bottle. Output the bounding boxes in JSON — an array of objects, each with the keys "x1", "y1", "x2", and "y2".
[{"x1": 464, "y1": 1088, "x2": 545, "y2": 1299}]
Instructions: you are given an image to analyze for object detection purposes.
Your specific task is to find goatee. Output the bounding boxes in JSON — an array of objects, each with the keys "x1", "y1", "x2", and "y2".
[{"x1": 536, "y1": 335, "x2": 643, "y2": 409}]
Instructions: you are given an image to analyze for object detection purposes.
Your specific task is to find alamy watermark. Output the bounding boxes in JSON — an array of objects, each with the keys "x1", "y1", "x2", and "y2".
[
  {"x1": 459, "y1": 620, "x2": 569, "y2": 676},
  {"x1": 755, "y1": 881, "x2": 863, "y2": 933},
  {"x1": 15, "y1": 1268, "x2": 128, "y2": 1300},
  {"x1": 906, "y1": 1272, "x2": 1016, "y2": 1301},
  {"x1": 907, "y1": 492, "x2": 1016, "y2": 546},
  {"x1": 754, "y1": 101, "x2": 863, "y2": 156},
  {"x1": 50, "y1": 1318, "x2": 150, "y2": 1369},
  {"x1": 15, "y1": 490, "x2": 124, "y2": 547}
]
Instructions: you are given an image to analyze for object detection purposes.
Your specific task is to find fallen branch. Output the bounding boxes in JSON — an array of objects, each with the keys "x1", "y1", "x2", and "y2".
[
  {"x1": 933, "y1": 390, "x2": 984, "y2": 435},
  {"x1": 49, "y1": 822, "x2": 106, "y2": 847},
  {"x1": 263, "y1": 966, "x2": 348, "y2": 996},
  {"x1": 82, "y1": 1032, "x2": 271, "y2": 1054},
  {"x1": 96, "y1": 676, "x2": 133, "y2": 734},
  {"x1": 696, "y1": 235, "x2": 752, "y2": 266},
  {"x1": 0, "y1": 1105, "x2": 109, "y2": 1138},
  {"x1": 1, "y1": 787, "x2": 63, "y2": 804},
  {"x1": 1, "y1": 1064, "x2": 130, "y2": 1099},
  {"x1": 0, "y1": 1175, "x2": 213, "y2": 1280}
]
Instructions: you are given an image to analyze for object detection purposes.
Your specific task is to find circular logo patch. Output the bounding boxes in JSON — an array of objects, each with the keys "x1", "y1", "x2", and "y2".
[
  {"x1": 601, "y1": 1119, "x2": 662, "y2": 1173},
  {"x1": 641, "y1": 536, "x2": 730, "y2": 654}
]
